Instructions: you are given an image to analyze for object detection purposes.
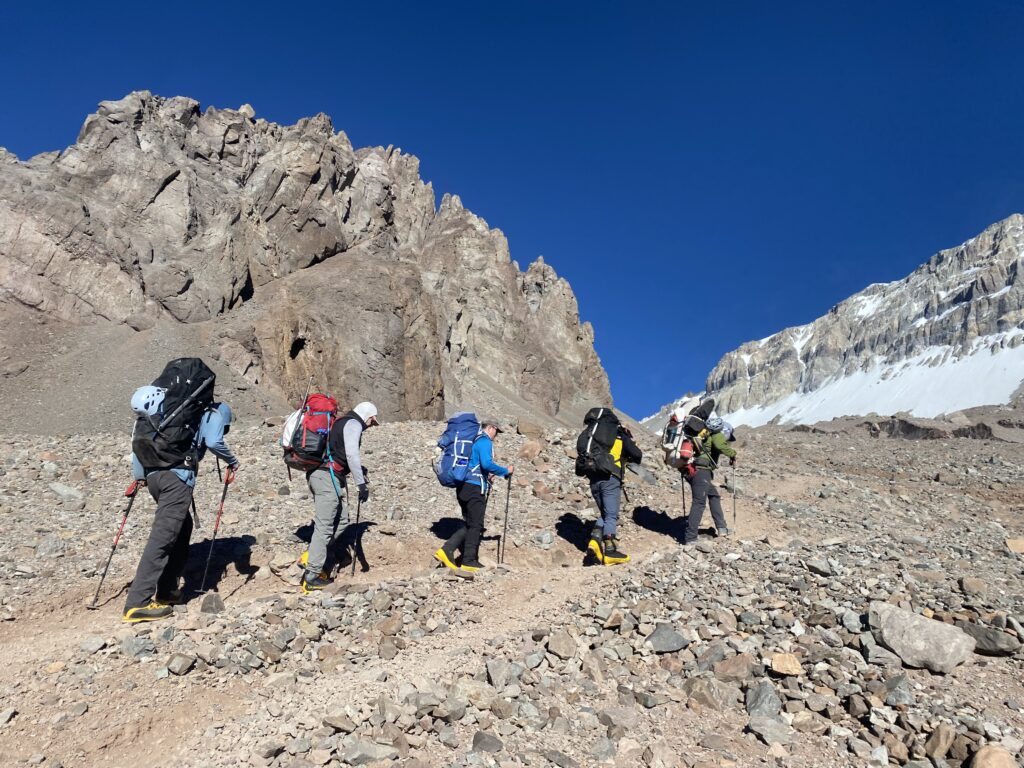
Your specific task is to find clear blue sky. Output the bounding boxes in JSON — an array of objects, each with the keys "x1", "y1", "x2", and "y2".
[{"x1": 2, "y1": 1, "x2": 1022, "y2": 417}]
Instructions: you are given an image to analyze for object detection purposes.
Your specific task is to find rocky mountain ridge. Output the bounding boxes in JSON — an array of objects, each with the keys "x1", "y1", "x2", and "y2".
[
  {"x1": 648, "y1": 215, "x2": 1024, "y2": 428},
  {"x1": 0, "y1": 91, "x2": 609, "y2": 429}
]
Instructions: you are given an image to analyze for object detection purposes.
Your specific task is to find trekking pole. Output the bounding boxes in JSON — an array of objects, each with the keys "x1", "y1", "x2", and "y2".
[
  {"x1": 199, "y1": 477, "x2": 231, "y2": 593},
  {"x1": 89, "y1": 480, "x2": 142, "y2": 609},
  {"x1": 499, "y1": 476, "x2": 512, "y2": 564},
  {"x1": 351, "y1": 497, "x2": 362, "y2": 576},
  {"x1": 731, "y1": 465, "x2": 737, "y2": 530}
]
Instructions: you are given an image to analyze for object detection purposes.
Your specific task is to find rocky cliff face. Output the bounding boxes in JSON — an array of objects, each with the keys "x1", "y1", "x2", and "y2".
[
  {"x1": 703, "y1": 215, "x2": 1024, "y2": 425},
  {"x1": 0, "y1": 92, "x2": 609, "y2": 423}
]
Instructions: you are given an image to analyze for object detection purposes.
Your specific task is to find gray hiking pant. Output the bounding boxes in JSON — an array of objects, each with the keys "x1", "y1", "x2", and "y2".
[
  {"x1": 124, "y1": 471, "x2": 194, "y2": 611},
  {"x1": 306, "y1": 467, "x2": 348, "y2": 577},
  {"x1": 684, "y1": 468, "x2": 726, "y2": 544},
  {"x1": 589, "y1": 475, "x2": 622, "y2": 539}
]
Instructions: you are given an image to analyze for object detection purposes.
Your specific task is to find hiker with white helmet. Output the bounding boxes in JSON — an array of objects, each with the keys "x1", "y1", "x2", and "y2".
[
  {"x1": 124, "y1": 359, "x2": 239, "y2": 623},
  {"x1": 682, "y1": 415, "x2": 736, "y2": 545},
  {"x1": 299, "y1": 401, "x2": 379, "y2": 592}
]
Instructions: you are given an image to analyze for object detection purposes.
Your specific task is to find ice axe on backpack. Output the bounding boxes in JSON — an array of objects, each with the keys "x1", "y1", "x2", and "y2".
[{"x1": 88, "y1": 480, "x2": 143, "y2": 609}]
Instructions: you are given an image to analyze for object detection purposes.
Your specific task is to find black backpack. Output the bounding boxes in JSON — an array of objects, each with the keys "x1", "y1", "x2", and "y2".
[
  {"x1": 133, "y1": 358, "x2": 216, "y2": 471},
  {"x1": 574, "y1": 407, "x2": 621, "y2": 477},
  {"x1": 682, "y1": 397, "x2": 716, "y2": 436}
]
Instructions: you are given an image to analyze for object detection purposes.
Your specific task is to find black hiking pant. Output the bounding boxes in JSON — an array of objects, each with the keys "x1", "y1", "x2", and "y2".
[
  {"x1": 124, "y1": 471, "x2": 194, "y2": 611},
  {"x1": 684, "y1": 468, "x2": 726, "y2": 544},
  {"x1": 443, "y1": 483, "x2": 487, "y2": 564}
]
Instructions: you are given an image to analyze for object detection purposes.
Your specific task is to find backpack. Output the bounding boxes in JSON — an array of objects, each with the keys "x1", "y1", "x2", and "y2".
[
  {"x1": 434, "y1": 412, "x2": 481, "y2": 487},
  {"x1": 574, "y1": 407, "x2": 621, "y2": 477},
  {"x1": 282, "y1": 393, "x2": 343, "y2": 472},
  {"x1": 662, "y1": 397, "x2": 716, "y2": 473},
  {"x1": 132, "y1": 358, "x2": 216, "y2": 471}
]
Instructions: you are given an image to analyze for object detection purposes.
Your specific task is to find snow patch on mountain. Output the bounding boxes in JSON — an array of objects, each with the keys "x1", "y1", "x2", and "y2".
[{"x1": 725, "y1": 331, "x2": 1024, "y2": 427}]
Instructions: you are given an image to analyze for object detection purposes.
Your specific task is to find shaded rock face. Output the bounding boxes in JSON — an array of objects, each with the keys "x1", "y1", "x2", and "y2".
[
  {"x1": 0, "y1": 91, "x2": 609, "y2": 421},
  {"x1": 703, "y1": 215, "x2": 1024, "y2": 424}
]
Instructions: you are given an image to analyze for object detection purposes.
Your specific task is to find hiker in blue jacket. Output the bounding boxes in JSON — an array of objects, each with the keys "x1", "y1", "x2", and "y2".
[{"x1": 434, "y1": 417, "x2": 514, "y2": 572}]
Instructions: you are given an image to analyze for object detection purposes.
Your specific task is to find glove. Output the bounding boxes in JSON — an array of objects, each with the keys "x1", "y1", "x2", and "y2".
[
  {"x1": 729, "y1": 456, "x2": 736, "y2": 467},
  {"x1": 358, "y1": 483, "x2": 369, "y2": 503},
  {"x1": 225, "y1": 463, "x2": 240, "y2": 485},
  {"x1": 362, "y1": 467, "x2": 370, "y2": 482}
]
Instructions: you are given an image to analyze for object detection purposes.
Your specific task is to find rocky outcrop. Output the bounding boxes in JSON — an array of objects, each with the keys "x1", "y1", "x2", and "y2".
[
  {"x1": 0, "y1": 92, "x2": 609, "y2": 421},
  {"x1": 703, "y1": 215, "x2": 1024, "y2": 425}
]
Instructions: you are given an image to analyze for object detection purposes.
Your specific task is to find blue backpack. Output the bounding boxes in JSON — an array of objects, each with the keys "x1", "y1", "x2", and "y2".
[{"x1": 434, "y1": 412, "x2": 481, "y2": 487}]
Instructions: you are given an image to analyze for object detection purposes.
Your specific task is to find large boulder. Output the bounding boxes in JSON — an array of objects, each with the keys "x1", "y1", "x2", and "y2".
[{"x1": 869, "y1": 601, "x2": 975, "y2": 674}]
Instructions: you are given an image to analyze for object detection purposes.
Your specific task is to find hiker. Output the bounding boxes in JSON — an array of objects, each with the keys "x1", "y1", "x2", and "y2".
[
  {"x1": 584, "y1": 418, "x2": 642, "y2": 565},
  {"x1": 682, "y1": 416, "x2": 737, "y2": 545},
  {"x1": 123, "y1": 380, "x2": 239, "y2": 623},
  {"x1": 299, "y1": 401, "x2": 379, "y2": 593},
  {"x1": 434, "y1": 417, "x2": 513, "y2": 572}
]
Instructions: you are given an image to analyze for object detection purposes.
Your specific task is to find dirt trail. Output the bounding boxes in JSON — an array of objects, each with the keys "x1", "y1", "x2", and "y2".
[{"x1": 0, "y1": 485, "x2": 776, "y2": 768}]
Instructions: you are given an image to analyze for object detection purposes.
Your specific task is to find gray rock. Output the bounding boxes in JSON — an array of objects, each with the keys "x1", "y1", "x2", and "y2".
[
  {"x1": 540, "y1": 749, "x2": 580, "y2": 768},
  {"x1": 547, "y1": 631, "x2": 576, "y2": 660},
  {"x1": 255, "y1": 741, "x2": 284, "y2": 759},
  {"x1": 48, "y1": 482, "x2": 83, "y2": 502},
  {"x1": 342, "y1": 740, "x2": 399, "y2": 765},
  {"x1": 0, "y1": 708, "x2": 15, "y2": 725},
  {"x1": 79, "y1": 636, "x2": 106, "y2": 654},
  {"x1": 486, "y1": 658, "x2": 513, "y2": 690},
  {"x1": 120, "y1": 636, "x2": 156, "y2": 658},
  {"x1": 200, "y1": 592, "x2": 226, "y2": 614},
  {"x1": 869, "y1": 601, "x2": 975, "y2": 673},
  {"x1": 646, "y1": 623, "x2": 688, "y2": 653},
  {"x1": 957, "y1": 622, "x2": 1023, "y2": 656},
  {"x1": 471, "y1": 730, "x2": 504, "y2": 753},
  {"x1": 747, "y1": 715, "x2": 795, "y2": 745},
  {"x1": 745, "y1": 680, "x2": 782, "y2": 718},
  {"x1": 167, "y1": 653, "x2": 195, "y2": 676}
]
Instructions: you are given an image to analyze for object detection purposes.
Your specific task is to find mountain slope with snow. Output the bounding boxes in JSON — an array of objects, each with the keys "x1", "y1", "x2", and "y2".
[{"x1": 649, "y1": 214, "x2": 1024, "y2": 429}]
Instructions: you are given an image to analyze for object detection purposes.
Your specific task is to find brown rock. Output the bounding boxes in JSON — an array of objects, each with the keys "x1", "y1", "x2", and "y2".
[
  {"x1": 517, "y1": 440, "x2": 543, "y2": 460},
  {"x1": 925, "y1": 723, "x2": 957, "y2": 759},
  {"x1": 969, "y1": 745, "x2": 1018, "y2": 768},
  {"x1": 770, "y1": 653, "x2": 803, "y2": 676}
]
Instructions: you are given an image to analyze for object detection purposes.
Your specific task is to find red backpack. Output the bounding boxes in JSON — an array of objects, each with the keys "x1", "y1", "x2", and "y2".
[{"x1": 282, "y1": 394, "x2": 345, "y2": 472}]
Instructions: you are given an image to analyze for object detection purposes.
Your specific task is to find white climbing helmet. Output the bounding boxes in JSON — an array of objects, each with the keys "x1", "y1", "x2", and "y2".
[{"x1": 131, "y1": 385, "x2": 166, "y2": 416}]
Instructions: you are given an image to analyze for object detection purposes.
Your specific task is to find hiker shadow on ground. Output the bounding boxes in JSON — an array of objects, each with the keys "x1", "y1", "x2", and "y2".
[
  {"x1": 631, "y1": 505, "x2": 717, "y2": 543},
  {"x1": 330, "y1": 521, "x2": 376, "y2": 574},
  {"x1": 555, "y1": 512, "x2": 592, "y2": 554},
  {"x1": 429, "y1": 517, "x2": 464, "y2": 541},
  {"x1": 181, "y1": 534, "x2": 259, "y2": 600}
]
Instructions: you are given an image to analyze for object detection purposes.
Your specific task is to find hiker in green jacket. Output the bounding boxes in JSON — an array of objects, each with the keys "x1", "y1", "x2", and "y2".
[{"x1": 683, "y1": 416, "x2": 736, "y2": 545}]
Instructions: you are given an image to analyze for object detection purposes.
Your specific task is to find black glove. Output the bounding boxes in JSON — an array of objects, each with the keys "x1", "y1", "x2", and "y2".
[
  {"x1": 358, "y1": 483, "x2": 369, "y2": 503},
  {"x1": 729, "y1": 456, "x2": 736, "y2": 467}
]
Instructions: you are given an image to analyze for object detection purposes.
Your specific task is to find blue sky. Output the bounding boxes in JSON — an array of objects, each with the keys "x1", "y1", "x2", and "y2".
[{"x1": 2, "y1": 1, "x2": 1022, "y2": 417}]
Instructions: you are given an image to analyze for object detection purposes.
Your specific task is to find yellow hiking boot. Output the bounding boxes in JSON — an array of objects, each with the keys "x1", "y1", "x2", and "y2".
[
  {"x1": 433, "y1": 548, "x2": 458, "y2": 570},
  {"x1": 123, "y1": 602, "x2": 174, "y2": 623}
]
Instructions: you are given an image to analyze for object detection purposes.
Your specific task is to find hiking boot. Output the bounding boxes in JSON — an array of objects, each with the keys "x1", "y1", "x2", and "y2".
[
  {"x1": 123, "y1": 602, "x2": 174, "y2": 623},
  {"x1": 602, "y1": 537, "x2": 630, "y2": 565},
  {"x1": 154, "y1": 588, "x2": 183, "y2": 606},
  {"x1": 586, "y1": 537, "x2": 605, "y2": 564},
  {"x1": 433, "y1": 548, "x2": 458, "y2": 571},
  {"x1": 716, "y1": 527, "x2": 732, "y2": 537},
  {"x1": 297, "y1": 550, "x2": 309, "y2": 568},
  {"x1": 301, "y1": 572, "x2": 333, "y2": 594},
  {"x1": 459, "y1": 560, "x2": 484, "y2": 572}
]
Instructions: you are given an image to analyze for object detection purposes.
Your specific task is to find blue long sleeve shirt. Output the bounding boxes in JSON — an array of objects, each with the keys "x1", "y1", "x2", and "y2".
[
  {"x1": 466, "y1": 434, "x2": 509, "y2": 492},
  {"x1": 133, "y1": 405, "x2": 239, "y2": 488}
]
